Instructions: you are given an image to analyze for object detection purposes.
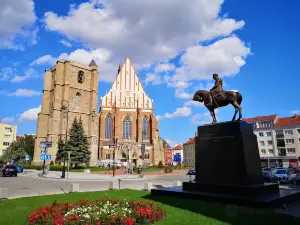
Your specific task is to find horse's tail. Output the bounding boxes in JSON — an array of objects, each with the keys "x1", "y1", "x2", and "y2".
[{"x1": 236, "y1": 92, "x2": 243, "y2": 105}]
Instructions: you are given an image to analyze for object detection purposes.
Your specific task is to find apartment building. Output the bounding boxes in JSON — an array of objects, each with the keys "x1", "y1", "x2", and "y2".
[
  {"x1": 244, "y1": 114, "x2": 300, "y2": 168},
  {"x1": 183, "y1": 137, "x2": 195, "y2": 167},
  {"x1": 0, "y1": 122, "x2": 17, "y2": 156}
]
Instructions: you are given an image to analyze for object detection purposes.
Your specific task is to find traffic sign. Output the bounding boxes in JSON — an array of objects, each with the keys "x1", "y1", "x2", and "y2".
[
  {"x1": 174, "y1": 154, "x2": 181, "y2": 162},
  {"x1": 40, "y1": 142, "x2": 52, "y2": 148},
  {"x1": 25, "y1": 155, "x2": 30, "y2": 161},
  {"x1": 40, "y1": 150, "x2": 46, "y2": 154},
  {"x1": 41, "y1": 154, "x2": 52, "y2": 160},
  {"x1": 109, "y1": 145, "x2": 115, "y2": 148}
]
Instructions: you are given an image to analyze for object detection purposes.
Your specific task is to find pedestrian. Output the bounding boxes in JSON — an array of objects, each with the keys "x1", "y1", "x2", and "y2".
[{"x1": 108, "y1": 163, "x2": 110, "y2": 171}]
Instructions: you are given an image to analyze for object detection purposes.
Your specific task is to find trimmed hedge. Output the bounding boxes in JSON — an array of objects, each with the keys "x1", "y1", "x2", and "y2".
[{"x1": 19, "y1": 164, "x2": 63, "y2": 171}]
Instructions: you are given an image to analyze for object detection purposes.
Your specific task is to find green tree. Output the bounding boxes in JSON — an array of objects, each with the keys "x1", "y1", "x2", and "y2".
[
  {"x1": 67, "y1": 117, "x2": 90, "y2": 168},
  {"x1": 0, "y1": 141, "x2": 27, "y2": 164},
  {"x1": 55, "y1": 139, "x2": 67, "y2": 164},
  {"x1": 19, "y1": 135, "x2": 35, "y2": 159}
]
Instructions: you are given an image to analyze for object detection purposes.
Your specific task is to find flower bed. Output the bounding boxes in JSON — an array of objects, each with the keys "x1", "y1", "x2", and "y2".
[{"x1": 28, "y1": 198, "x2": 166, "y2": 225}]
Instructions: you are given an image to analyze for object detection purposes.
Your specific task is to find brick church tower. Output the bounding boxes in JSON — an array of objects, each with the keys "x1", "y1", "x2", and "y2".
[{"x1": 32, "y1": 60, "x2": 99, "y2": 165}]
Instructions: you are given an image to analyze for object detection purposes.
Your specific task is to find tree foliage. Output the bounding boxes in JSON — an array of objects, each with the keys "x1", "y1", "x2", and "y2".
[
  {"x1": 56, "y1": 117, "x2": 91, "y2": 167},
  {"x1": 0, "y1": 135, "x2": 34, "y2": 164}
]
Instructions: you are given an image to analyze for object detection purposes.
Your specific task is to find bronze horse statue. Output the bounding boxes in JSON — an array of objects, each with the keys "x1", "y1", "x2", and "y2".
[{"x1": 192, "y1": 90, "x2": 243, "y2": 124}]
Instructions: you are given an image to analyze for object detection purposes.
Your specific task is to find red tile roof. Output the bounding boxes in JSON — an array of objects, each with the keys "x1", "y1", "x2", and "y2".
[
  {"x1": 172, "y1": 144, "x2": 183, "y2": 150},
  {"x1": 274, "y1": 115, "x2": 300, "y2": 127},
  {"x1": 243, "y1": 114, "x2": 277, "y2": 122},
  {"x1": 183, "y1": 137, "x2": 195, "y2": 145}
]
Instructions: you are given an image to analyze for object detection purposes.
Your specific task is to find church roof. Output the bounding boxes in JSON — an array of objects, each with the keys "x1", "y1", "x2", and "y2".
[{"x1": 89, "y1": 59, "x2": 98, "y2": 67}]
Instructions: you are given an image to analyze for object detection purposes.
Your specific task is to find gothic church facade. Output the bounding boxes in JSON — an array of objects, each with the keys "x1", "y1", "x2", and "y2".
[{"x1": 33, "y1": 58, "x2": 164, "y2": 166}]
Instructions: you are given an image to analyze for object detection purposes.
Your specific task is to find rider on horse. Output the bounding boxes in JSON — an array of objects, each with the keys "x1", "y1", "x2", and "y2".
[{"x1": 207, "y1": 74, "x2": 224, "y2": 107}]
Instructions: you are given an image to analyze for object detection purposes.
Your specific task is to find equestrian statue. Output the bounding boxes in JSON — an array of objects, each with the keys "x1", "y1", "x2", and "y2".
[{"x1": 192, "y1": 74, "x2": 243, "y2": 124}]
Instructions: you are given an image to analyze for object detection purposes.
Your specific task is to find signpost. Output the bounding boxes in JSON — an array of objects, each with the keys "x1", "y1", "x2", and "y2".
[
  {"x1": 25, "y1": 155, "x2": 30, "y2": 161},
  {"x1": 40, "y1": 142, "x2": 52, "y2": 175},
  {"x1": 174, "y1": 153, "x2": 181, "y2": 163}
]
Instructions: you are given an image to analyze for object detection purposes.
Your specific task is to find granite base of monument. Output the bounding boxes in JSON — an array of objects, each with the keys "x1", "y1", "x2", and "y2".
[{"x1": 151, "y1": 121, "x2": 300, "y2": 208}]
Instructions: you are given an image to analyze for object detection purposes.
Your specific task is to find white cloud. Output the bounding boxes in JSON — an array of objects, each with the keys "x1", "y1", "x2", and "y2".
[
  {"x1": 8, "y1": 89, "x2": 41, "y2": 97},
  {"x1": 164, "y1": 107, "x2": 192, "y2": 119},
  {"x1": 11, "y1": 68, "x2": 37, "y2": 83},
  {"x1": 231, "y1": 89, "x2": 239, "y2": 92},
  {"x1": 184, "y1": 100, "x2": 204, "y2": 107},
  {"x1": 43, "y1": 0, "x2": 245, "y2": 66},
  {"x1": 155, "y1": 63, "x2": 175, "y2": 73},
  {"x1": 30, "y1": 55, "x2": 56, "y2": 66},
  {"x1": 1, "y1": 117, "x2": 15, "y2": 124},
  {"x1": 144, "y1": 73, "x2": 163, "y2": 85},
  {"x1": 175, "y1": 89, "x2": 193, "y2": 99},
  {"x1": 0, "y1": 0, "x2": 37, "y2": 50},
  {"x1": 19, "y1": 105, "x2": 41, "y2": 122},
  {"x1": 191, "y1": 110, "x2": 219, "y2": 125},
  {"x1": 173, "y1": 36, "x2": 251, "y2": 81},
  {"x1": 291, "y1": 110, "x2": 300, "y2": 115},
  {"x1": 59, "y1": 39, "x2": 72, "y2": 47},
  {"x1": 0, "y1": 68, "x2": 13, "y2": 81}
]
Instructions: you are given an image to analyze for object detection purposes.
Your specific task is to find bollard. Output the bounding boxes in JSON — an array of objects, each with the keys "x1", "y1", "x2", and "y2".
[
  {"x1": 0, "y1": 188, "x2": 8, "y2": 199},
  {"x1": 173, "y1": 180, "x2": 182, "y2": 186},
  {"x1": 109, "y1": 181, "x2": 118, "y2": 190},
  {"x1": 144, "y1": 182, "x2": 153, "y2": 191},
  {"x1": 69, "y1": 183, "x2": 80, "y2": 193}
]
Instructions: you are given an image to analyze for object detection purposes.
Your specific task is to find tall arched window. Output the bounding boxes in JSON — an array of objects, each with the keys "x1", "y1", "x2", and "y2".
[
  {"x1": 106, "y1": 152, "x2": 111, "y2": 160},
  {"x1": 123, "y1": 115, "x2": 132, "y2": 139},
  {"x1": 105, "y1": 114, "x2": 112, "y2": 139},
  {"x1": 75, "y1": 92, "x2": 81, "y2": 105},
  {"x1": 142, "y1": 116, "x2": 148, "y2": 140}
]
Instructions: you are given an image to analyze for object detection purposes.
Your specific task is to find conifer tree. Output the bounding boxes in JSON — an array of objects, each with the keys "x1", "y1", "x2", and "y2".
[{"x1": 67, "y1": 117, "x2": 90, "y2": 167}]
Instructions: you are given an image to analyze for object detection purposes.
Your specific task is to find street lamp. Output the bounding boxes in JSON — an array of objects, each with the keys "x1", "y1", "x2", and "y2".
[
  {"x1": 113, "y1": 138, "x2": 118, "y2": 177},
  {"x1": 61, "y1": 100, "x2": 69, "y2": 179}
]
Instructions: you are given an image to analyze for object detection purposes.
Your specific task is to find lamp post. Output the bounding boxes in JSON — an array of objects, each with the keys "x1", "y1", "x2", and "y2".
[
  {"x1": 61, "y1": 100, "x2": 69, "y2": 179},
  {"x1": 113, "y1": 138, "x2": 118, "y2": 177},
  {"x1": 141, "y1": 130, "x2": 146, "y2": 173}
]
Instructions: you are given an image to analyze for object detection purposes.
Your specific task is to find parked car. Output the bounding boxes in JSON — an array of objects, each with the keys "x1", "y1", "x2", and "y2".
[
  {"x1": 272, "y1": 168, "x2": 289, "y2": 183},
  {"x1": 187, "y1": 168, "x2": 196, "y2": 176},
  {"x1": 287, "y1": 167, "x2": 300, "y2": 184},
  {"x1": 16, "y1": 165, "x2": 23, "y2": 173},
  {"x1": 0, "y1": 164, "x2": 18, "y2": 177},
  {"x1": 262, "y1": 168, "x2": 279, "y2": 183}
]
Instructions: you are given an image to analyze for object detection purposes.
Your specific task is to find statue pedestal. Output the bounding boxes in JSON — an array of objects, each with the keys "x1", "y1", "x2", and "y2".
[{"x1": 151, "y1": 121, "x2": 300, "y2": 207}]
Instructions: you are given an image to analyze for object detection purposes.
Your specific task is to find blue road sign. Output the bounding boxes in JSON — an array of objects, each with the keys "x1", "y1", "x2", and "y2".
[
  {"x1": 40, "y1": 154, "x2": 52, "y2": 161},
  {"x1": 40, "y1": 150, "x2": 46, "y2": 154},
  {"x1": 45, "y1": 154, "x2": 52, "y2": 160},
  {"x1": 25, "y1": 155, "x2": 30, "y2": 160},
  {"x1": 173, "y1": 154, "x2": 181, "y2": 162}
]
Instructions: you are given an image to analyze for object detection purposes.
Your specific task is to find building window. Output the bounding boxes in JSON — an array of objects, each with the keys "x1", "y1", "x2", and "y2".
[
  {"x1": 286, "y1": 139, "x2": 294, "y2": 144},
  {"x1": 5, "y1": 127, "x2": 12, "y2": 132},
  {"x1": 267, "y1": 140, "x2": 272, "y2": 145},
  {"x1": 299, "y1": 138, "x2": 300, "y2": 143},
  {"x1": 259, "y1": 132, "x2": 264, "y2": 137},
  {"x1": 78, "y1": 70, "x2": 85, "y2": 83},
  {"x1": 3, "y1": 142, "x2": 10, "y2": 146},
  {"x1": 105, "y1": 114, "x2": 112, "y2": 139},
  {"x1": 278, "y1": 148, "x2": 286, "y2": 156},
  {"x1": 144, "y1": 153, "x2": 150, "y2": 160},
  {"x1": 266, "y1": 131, "x2": 272, "y2": 136},
  {"x1": 260, "y1": 141, "x2": 265, "y2": 146},
  {"x1": 284, "y1": 130, "x2": 293, "y2": 135},
  {"x1": 106, "y1": 152, "x2": 111, "y2": 159},
  {"x1": 261, "y1": 149, "x2": 266, "y2": 154},
  {"x1": 4, "y1": 135, "x2": 10, "y2": 140},
  {"x1": 75, "y1": 92, "x2": 81, "y2": 105},
  {"x1": 297, "y1": 129, "x2": 300, "y2": 134},
  {"x1": 142, "y1": 116, "x2": 148, "y2": 140},
  {"x1": 287, "y1": 148, "x2": 296, "y2": 154},
  {"x1": 123, "y1": 115, "x2": 132, "y2": 139},
  {"x1": 268, "y1": 149, "x2": 274, "y2": 154}
]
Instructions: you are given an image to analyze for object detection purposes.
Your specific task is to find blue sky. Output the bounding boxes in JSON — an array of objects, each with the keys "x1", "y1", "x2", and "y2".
[{"x1": 0, "y1": 0, "x2": 299, "y2": 147}]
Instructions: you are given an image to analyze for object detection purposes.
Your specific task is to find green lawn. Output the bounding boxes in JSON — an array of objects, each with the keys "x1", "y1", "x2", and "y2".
[
  {"x1": 0, "y1": 189, "x2": 298, "y2": 225},
  {"x1": 70, "y1": 167, "x2": 108, "y2": 172}
]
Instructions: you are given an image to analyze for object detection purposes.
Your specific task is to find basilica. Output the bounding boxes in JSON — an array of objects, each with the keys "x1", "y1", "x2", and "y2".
[{"x1": 32, "y1": 57, "x2": 164, "y2": 166}]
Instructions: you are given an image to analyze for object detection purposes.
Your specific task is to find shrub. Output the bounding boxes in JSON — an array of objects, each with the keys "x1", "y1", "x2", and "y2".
[
  {"x1": 19, "y1": 164, "x2": 41, "y2": 170},
  {"x1": 28, "y1": 198, "x2": 166, "y2": 225},
  {"x1": 50, "y1": 161, "x2": 54, "y2": 166},
  {"x1": 49, "y1": 165, "x2": 63, "y2": 171},
  {"x1": 158, "y1": 161, "x2": 164, "y2": 168}
]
